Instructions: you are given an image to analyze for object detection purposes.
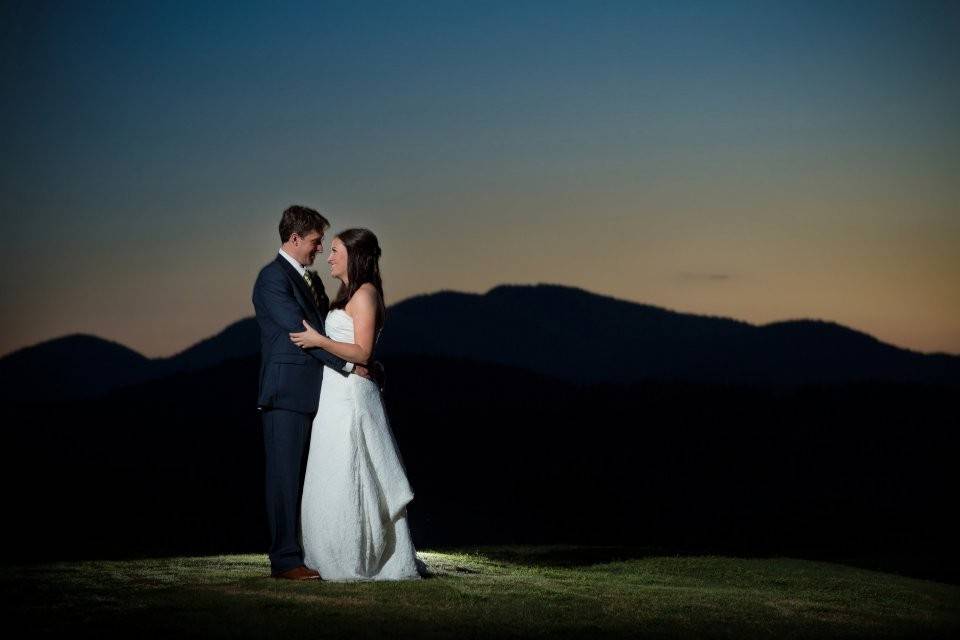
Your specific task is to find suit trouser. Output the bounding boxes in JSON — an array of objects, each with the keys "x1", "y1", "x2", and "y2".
[{"x1": 261, "y1": 408, "x2": 312, "y2": 573}]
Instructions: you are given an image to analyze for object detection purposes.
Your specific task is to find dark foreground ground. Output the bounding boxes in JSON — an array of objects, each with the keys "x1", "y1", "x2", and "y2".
[{"x1": 5, "y1": 546, "x2": 959, "y2": 638}]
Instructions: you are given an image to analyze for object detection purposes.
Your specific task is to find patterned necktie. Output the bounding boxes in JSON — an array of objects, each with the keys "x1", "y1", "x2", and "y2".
[{"x1": 302, "y1": 272, "x2": 320, "y2": 308}]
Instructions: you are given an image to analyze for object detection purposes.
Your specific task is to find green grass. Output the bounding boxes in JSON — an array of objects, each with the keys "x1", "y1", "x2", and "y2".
[{"x1": 5, "y1": 546, "x2": 959, "y2": 638}]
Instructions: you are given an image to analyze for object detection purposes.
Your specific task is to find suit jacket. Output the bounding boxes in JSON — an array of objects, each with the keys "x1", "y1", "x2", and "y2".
[{"x1": 252, "y1": 255, "x2": 349, "y2": 414}]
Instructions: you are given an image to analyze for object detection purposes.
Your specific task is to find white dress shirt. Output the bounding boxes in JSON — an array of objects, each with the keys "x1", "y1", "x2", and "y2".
[{"x1": 279, "y1": 248, "x2": 354, "y2": 373}]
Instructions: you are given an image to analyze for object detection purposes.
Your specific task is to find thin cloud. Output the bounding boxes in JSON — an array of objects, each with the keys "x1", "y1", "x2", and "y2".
[{"x1": 678, "y1": 272, "x2": 734, "y2": 282}]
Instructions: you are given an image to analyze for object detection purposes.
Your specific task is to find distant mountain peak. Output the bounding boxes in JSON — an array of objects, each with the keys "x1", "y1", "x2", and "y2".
[
  {"x1": 485, "y1": 283, "x2": 626, "y2": 303},
  {"x1": 0, "y1": 333, "x2": 149, "y2": 362},
  {"x1": 759, "y1": 319, "x2": 887, "y2": 348},
  {"x1": 0, "y1": 333, "x2": 152, "y2": 402},
  {"x1": 482, "y1": 282, "x2": 752, "y2": 325},
  {"x1": 486, "y1": 283, "x2": 589, "y2": 295}
]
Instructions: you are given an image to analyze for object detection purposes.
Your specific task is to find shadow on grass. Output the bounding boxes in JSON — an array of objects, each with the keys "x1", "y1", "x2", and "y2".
[
  {"x1": 811, "y1": 553, "x2": 960, "y2": 586},
  {"x1": 457, "y1": 545, "x2": 960, "y2": 586}
]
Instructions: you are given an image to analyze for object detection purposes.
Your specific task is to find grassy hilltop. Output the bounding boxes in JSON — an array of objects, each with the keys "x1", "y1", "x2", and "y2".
[{"x1": 7, "y1": 546, "x2": 959, "y2": 638}]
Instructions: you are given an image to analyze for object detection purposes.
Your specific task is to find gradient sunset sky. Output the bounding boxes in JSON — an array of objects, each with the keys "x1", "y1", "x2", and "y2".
[{"x1": 1, "y1": 0, "x2": 958, "y2": 358}]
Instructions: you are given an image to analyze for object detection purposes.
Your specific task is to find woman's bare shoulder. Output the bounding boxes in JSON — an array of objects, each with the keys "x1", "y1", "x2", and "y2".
[
  {"x1": 357, "y1": 282, "x2": 379, "y2": 295},
  {"x1": 346, "y1": 284, "x2": 379, "y2": 313}
]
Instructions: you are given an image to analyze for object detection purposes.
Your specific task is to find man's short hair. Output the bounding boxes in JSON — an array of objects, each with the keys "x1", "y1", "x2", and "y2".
[{"x1": 279, "y1": 205, "x2": 330, "y2": 243}]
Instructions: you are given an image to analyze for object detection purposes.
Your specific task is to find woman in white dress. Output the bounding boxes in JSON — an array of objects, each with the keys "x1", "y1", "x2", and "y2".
[{"x1": 289, "y1": 228, "x2": 420, "y2": 581}]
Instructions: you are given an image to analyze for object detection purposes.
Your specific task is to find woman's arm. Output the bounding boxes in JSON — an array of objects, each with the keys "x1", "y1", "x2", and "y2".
[
  {"x1": 289, "y1": 285, "x2": 379, "y2": 365},
  {"x1": 254, "y1": 266, "x2": 350, "y2": 372}
]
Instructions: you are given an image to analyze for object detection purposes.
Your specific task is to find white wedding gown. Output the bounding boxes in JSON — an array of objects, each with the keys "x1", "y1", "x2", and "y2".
[{"x1": 301, "y1": 308, "x2": 421, "y2": 581}]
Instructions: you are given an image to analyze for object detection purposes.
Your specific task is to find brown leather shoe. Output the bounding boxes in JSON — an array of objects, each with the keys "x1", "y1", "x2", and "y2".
[{"x1": 271, "y1": 566, "x2": 321, "y2": 581}]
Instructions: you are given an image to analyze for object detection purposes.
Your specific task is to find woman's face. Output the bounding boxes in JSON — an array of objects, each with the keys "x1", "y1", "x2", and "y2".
[{"x1": 327, "y1": 237, "x2": 348, "y2": 281}]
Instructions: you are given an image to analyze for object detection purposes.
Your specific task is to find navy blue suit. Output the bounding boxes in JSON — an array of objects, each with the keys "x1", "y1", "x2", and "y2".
[{"x1": 252, "y1": 254, "x2": 349, "y2": 573}]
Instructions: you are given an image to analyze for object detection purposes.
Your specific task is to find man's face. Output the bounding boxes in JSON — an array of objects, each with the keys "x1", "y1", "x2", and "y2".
[{"x1": 291, "y1": 229, "x2": 324, "y2": 266}]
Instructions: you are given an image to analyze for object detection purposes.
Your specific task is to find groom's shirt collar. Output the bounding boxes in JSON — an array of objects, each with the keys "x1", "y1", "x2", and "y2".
[{"x1": 278, "y1": 248, "x2": 306, "y2": 276}]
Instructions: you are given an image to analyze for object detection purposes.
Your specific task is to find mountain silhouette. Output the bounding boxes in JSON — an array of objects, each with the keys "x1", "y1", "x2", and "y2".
[
  {"x1": 0, "y1": 319, "x2": 262, "y2": 404},
  {"x1": 152, "y1": 317, "x2": 260, "y2": 376},
  {"x1": 376, "y1": 285, "x2": 959, "y2": 386},
  {"x1": 2, "y1": 284, "x2": 957, "y2": 402},
  {"x1": 0, "y1": 334, "x2": 153, "y2": 402}
]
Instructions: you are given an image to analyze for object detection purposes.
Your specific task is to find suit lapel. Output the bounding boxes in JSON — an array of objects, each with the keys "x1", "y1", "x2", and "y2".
[{"x1": 275, "y1": 256, "x2": 324, "y2": 326}]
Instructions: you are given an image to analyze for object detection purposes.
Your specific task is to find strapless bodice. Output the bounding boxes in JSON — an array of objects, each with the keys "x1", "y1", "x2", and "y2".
[{"x1": 324, "y1": 308, "x2": 354, "y2": 343}]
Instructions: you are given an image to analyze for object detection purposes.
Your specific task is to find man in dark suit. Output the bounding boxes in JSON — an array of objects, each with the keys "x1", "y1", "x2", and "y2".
[{"x1": 252, "y1": 205, "x2": 369, "y2": 580}]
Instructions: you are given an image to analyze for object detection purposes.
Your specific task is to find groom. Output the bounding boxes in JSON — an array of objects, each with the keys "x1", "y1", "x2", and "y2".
[{"x1": 252, "y1": 205, "x2": 369, "y2": 580}]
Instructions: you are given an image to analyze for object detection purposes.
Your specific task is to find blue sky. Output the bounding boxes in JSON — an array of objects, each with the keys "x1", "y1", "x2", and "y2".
[{"x1": 1, "y1": 0, "x2": 957, "y2": 356}]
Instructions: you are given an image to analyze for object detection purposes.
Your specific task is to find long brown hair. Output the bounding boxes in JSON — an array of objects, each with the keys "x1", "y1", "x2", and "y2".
[{"x1": 330, "y1": 228, "x2": 386, "y2": 331}]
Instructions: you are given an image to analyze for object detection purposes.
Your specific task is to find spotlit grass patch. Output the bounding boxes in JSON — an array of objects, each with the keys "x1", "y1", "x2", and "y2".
[{"x1": 5, "y1": 546, "x2": 958, "y2": 638}]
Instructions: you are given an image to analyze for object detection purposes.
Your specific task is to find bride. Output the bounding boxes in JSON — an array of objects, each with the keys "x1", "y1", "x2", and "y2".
[{"x1": 289, "y1": 228, "x2": 420, "y2": 581}]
